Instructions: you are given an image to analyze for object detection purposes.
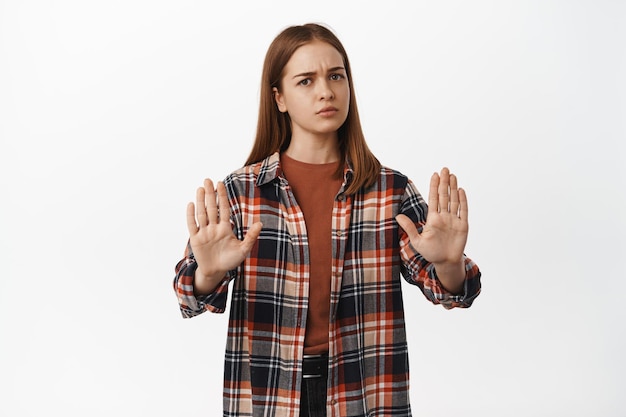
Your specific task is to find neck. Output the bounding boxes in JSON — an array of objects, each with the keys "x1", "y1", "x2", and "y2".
[{"x1": 284, "y1": 132, "x2": 340, "y2": 164}]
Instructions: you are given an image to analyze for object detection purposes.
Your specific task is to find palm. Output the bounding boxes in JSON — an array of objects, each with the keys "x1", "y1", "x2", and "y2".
[
  {"x1": 187, "y1": 179, "x2": 262, "y2": 278},
  {"x1": 396, "y1": 168, "x2": 468, "y2": 265}
]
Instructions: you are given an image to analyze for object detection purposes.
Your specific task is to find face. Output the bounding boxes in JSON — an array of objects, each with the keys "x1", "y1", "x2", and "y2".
[{"x1": 273, "y1": 41, "x2": 350, "y2": 142}]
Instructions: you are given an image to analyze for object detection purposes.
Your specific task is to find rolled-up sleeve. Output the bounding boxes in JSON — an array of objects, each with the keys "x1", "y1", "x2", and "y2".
[{"x1": 173, "y1": 241, "x2": 234, "y2": 318}]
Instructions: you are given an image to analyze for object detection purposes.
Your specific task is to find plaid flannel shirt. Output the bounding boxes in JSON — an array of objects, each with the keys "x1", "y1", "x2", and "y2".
[{"x1": 174, "y1": 152, "x2": 481, "y2": 416}]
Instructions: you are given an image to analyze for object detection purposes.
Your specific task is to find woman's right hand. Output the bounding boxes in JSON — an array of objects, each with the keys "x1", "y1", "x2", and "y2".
[{"x1": 186, "y1": 179, "x2": 263, "y2": 294}]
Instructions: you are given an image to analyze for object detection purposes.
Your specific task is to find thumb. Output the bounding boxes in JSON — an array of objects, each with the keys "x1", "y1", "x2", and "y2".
[
  {"x1": 395, "y1": 214, "x2": 421, "y2": 244},
  {"x1": 240, "y1": 222, "x2": 263, "y2": 253}
]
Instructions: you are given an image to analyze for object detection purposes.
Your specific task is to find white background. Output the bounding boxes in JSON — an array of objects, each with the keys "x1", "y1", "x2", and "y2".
[{"x1": 1, "y1": 1, "x2": 625, "y2": 416}]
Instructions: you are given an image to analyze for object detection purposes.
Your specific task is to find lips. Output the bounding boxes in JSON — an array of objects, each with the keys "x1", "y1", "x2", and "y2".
[{"x1": 317, "y1": 106, "x2": 339, "y2": 116}]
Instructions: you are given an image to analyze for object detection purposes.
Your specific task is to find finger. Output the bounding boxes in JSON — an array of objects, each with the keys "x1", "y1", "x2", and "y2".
[
  {"x1": 428, "y1": 172, "x2": 439, "y2": 213},
  {"x1": 449, "y1": 173, "x2": 460, "y2": 216},
  {"x1": 196, "y1": 186, "x2": 208, "y2": 227},
  {"x1": 438, "y1": 167, "x2": 450, "y2": 213},
  {"x1": 204, "y1": 178, "x2": 218, "y2": 224},
  {"x1": 459, "y1": 188, "x2": 469, "y2": 222},
  {"x1": 186, "y1": 202, "x2": 199, "y2": 234},
  {"x1": 216, "y1": 181, "x2": 230, "y2": 224},
  {"x1": 240, "y1": 222, "x2": 263, "y2": 253},
  {"x1": 396, "y1": 214, "x2": 420, "y2": 243}
]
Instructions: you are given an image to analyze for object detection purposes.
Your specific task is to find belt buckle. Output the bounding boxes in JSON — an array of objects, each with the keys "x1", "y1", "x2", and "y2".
[
  {"x1": 302, "y1": 354, "x2": 326, "y2": 379},
  {"x1": 303, "y1": 354, "x2": 324, "y2": 360}
]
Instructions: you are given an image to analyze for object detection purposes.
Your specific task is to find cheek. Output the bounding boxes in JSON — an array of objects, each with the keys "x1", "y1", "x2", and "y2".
[
  {"x1": 340, "y1": 84, "x2": 351, "y2": 101},
  {"x1": 286, "y1": 102, "x2": 309, "y2": 120}
]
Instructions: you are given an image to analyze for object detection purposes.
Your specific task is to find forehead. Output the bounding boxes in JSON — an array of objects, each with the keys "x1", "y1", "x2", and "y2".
[{"x1": 283, "y1": 41, "x2": 344, "y2": 74}]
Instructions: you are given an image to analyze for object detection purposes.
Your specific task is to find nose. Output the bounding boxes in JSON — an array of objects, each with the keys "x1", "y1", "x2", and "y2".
[{"x1": 318, "y1": 80, "x2": 334, "y2": 100}]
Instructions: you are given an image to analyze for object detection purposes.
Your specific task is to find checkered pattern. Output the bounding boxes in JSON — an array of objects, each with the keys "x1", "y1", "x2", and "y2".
[{"x1": 174, "y1": 152, "x2": 481, "y2": 416}]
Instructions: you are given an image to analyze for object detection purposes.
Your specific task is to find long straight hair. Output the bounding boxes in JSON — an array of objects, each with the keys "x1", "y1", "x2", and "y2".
[{"x1": 245, "y1": 23, "x2": 380, "y2": 195}]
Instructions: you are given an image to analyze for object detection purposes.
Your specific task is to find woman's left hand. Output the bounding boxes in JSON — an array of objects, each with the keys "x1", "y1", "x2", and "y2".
[{"x1": 396, "y1": 168, "x2": 468, "y2": 291}]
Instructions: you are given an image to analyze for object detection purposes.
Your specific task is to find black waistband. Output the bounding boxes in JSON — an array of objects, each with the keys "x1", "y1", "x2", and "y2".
[{"x1": 302, "y1": 354, "x2": 329, "y2": 379}]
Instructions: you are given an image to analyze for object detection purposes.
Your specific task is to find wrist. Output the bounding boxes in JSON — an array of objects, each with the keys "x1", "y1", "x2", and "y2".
[
  {"x1": 432, "y1": 260, "x2": 465, "y2": 294},
  {"x1": 193, "y1": 267, "x2": 226, "y2": 295}
]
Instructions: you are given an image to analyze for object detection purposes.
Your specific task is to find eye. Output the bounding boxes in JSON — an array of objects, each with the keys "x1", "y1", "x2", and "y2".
[
  {"x1": 298, "y1": 78, "x2": 312, "y2": 86},
  {"x1": 330, "y1": 73, "x2": 344, "y2": 81}
]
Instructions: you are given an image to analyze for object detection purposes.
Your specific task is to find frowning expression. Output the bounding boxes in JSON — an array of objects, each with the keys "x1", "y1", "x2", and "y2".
[{"x1": 273, "y1": 41, "x2": 350, "y2": 142}]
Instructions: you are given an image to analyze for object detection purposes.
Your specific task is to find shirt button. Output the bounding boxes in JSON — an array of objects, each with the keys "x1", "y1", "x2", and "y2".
[
  {"x1": 337, "y1": 195, "x2": 344, "y2": 201},
  {"x1": 336, "y1": 231, "x2": 343, "y2": 237},
  {"x1": 331, "y1": 399, "x2": 337, "y2": 405}
]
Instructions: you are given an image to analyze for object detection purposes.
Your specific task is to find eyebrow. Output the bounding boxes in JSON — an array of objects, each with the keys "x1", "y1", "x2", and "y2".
[{"x1": 292, "y1": 66, "x2": 346, "y2": 79}]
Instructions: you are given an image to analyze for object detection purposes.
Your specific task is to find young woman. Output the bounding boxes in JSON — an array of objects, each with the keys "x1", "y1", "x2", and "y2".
[{"x1": 174, "y1": 23, "x2": 481, "y2": 417}]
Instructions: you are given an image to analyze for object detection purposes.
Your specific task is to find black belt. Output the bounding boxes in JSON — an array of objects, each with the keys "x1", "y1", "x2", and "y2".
[{"x1": 302, "y1": 354, "x2": 329, "y2": 379}]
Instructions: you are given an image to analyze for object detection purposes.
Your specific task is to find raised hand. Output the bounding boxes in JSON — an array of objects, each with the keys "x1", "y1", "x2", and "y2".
[
  {"x1": 396, "y1": 168, "x2": 468, "y2": 292},
  {"x1": 186, "y1": 179, "x2": 262, "y2": 294}
]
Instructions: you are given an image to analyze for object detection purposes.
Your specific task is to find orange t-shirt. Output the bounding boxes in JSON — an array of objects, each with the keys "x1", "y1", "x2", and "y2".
[{"x1": 281, "y1": 153, "x2": 343, "y2": 355}]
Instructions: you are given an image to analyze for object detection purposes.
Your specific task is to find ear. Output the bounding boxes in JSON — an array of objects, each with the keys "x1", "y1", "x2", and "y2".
[{"x1": 273, "y1": 87, "x2": 287, "y2": 113}]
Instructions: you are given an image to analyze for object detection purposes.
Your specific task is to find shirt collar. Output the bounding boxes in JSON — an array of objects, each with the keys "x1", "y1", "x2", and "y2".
[{"x1": 255, "y1": 151, "x2": 354, "y2": 189}]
